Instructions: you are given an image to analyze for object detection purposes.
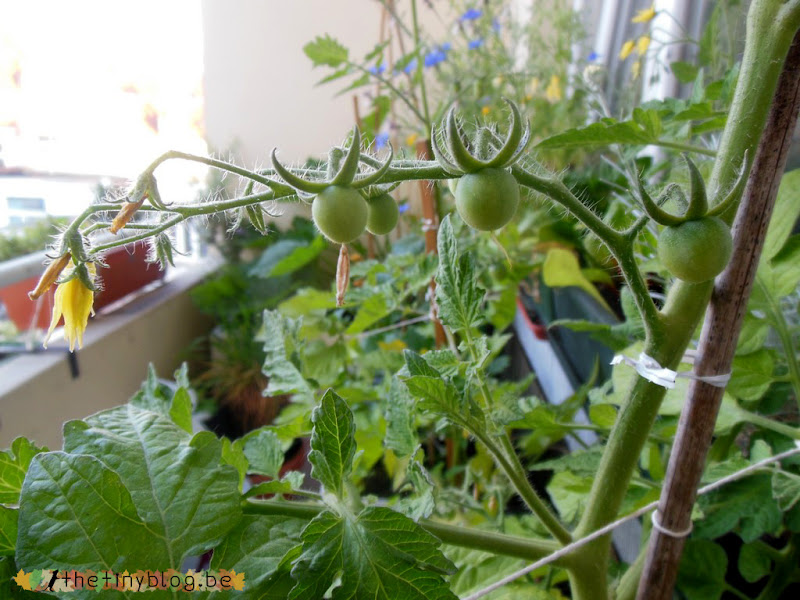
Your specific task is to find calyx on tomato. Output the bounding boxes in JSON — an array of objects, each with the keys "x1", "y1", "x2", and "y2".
[
  {"x1": 431, "y1": 100, "x2": 530, "y2": 231},
  {"x1": 271, "y1": 126, "x2": 394, "y2": 244},
  {"x1": 637, "y1": 153, "x2": 749, "y2": 283}
]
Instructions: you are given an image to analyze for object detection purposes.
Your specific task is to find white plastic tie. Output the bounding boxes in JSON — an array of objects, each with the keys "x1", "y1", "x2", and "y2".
[
  {"x1": 610, "y1": 351, "x2": 731, "y2": 390},
  {"x1": 651, "y1": 510, "x2": 693, "y2": 538}
]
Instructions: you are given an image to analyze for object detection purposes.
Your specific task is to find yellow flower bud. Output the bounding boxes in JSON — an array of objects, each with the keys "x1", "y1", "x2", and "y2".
[
  {"x1": 110, "y1": 198, "x2": 145, "y2": 234},
  {"x1": 620, "y1": 39, "x2": 636, "y2": 60},
  {"x1": 632, "y1": 4, "x2": 656, "y2": 24},
  {"x1": 28, "y1": 253, "x2": 71, "y2": 300},
  {"x1": 637, "y1": 35, "x2": 651, "y2": 56},
  {"x1": 545, "y1": 75, "x2": 562, "y2": 103},
  {"x1": 44, "y1": 263, "x2": 96, "y2": 352}
]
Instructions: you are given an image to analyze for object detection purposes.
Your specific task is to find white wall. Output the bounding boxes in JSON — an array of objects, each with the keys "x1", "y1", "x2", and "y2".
[{"x1": 202, "y1": 1, "x2": 387, "y2": 167}]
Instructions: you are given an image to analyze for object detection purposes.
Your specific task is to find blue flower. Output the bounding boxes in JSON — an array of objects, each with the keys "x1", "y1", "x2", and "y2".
[
  {"x1": 368, "y1": 64, "x2": 386, "y2": 75},
  {"x1": 401, "y1": 58, "x2": 418, "y2": 74},
  {"x1": 492, "y1": 18, "x2": 501, "y2": 32},
  {"x1": 588, "y1": 51, "x2": 600, "y2": 62},
  {"x1": 441, "y1": 41, "x2": 452, "y2": 52},
  {"x1": 460, "y1": 8, "x2": 482, "y2": 21},
  {"x1": 398, "y1": 202, "x2": 410, "y2": 214},
  {"x1": 375, "y1": 132, "x2": 390, "y2": 150},
  {"x1": 424, "y1": 49, "x2": 447, "y2": 67},
  {"x1": 468, "y1": 38, "x2": 484, "y2": 50}
]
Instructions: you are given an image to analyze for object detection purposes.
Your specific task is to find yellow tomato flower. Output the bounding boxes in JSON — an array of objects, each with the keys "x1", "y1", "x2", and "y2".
[
  {"x1": 620, "y1": 39, "x2": 636, "y2": 60},
  {"x1": 405, "y1": 133, "x2": 418, "y2": 147},
  {"x1": 44, "y1": 263, "x2": 96, "y2": 351},
  {"x1": 632, "y1": 4, "x2": 656, "y2": 24},
  {"x1": 545, "y1": 75, "x2": 562, "y2": 102},
  {"x1": 637, "y1": 35, "x2": 651, "y2": 56}
]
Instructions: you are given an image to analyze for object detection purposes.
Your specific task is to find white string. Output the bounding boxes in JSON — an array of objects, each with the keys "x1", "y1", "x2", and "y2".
[
  {"x1": 610, "y1": 351, "x2": 731, "y2": 389},
  {"x1": 650, "y1": 511, "x2": 693, "y2": 538},
  {"x1": 462, "y1": 445, "x2": 800, "y2": 600}
]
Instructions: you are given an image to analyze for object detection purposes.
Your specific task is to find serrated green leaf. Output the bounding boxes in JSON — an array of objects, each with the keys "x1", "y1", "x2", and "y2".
[
  {"x1": 170, "y1": 387, "x2": 193, "y2": 433},
  {"x1": 671, "y1": 61, "x2": 700, "y2": 84},
  {"x1": 244, "y1": 472, "x2": 305, "y2": 499},
  {"x1": 396, "y1": 459, "x2": 436, "y2": 521},
  {"x1": 249, "y1": 237, "x2": 326, "y2": 279},
  {"x1": 258, "y1": 310, "x2": 314, "y2": 401},
  {"x1": 404, "y1": 375, "x2": 464, "y2": 422},
  {"x1": 346, "y1": 294, "x2": 392, "y2": 333},
  {"x1": 56, "y1": 405, "x2": 241, "y2": 568},
  {"x1": 761, "y1": 170, "x2": 800, "y2": 262},
  {"x1": 385, "y1": 378, "x2": 418, "y2": 458},
  {"x1": 303, "y1": 35, "x2": 349, "y2": 67},
  {"x1": 536, "y1": 118, "x2": 650, "y2": 150},
  {"x1": 531, "y1": 448, "x2": 603, "y2": 477},
  {"x1": 0, "y1": 506, "x2": 17, "y2": 556},
  {"x1": 677, "y1": 540, "x2": 727, "y2": 600},
  {"x1": 0, "y1": 437, "x2": 46, "y2": 504},
  {"x1": 405, "y1": 349, "x2": 443, "y2": 378},
  {"x1": 222, "y1": 437, "x2": 248, "y2": 491},
  {"x1": 737, "y1": 542, "x2": 772, "y2": 583},
  {"x1": 546, "y1": 470, "x2": 591, "y2": 525},
  {"x1": 200, "y1": 515, "x2": 305, "y2": 600},
  {"x1": 772, "y1": 469, "x2": 800, "y2": 511},
  {"x1": 728, "y1": 349, "x2": 775, "y2": 401},
  {"x1": 436, "y1": 215, "x2": 485, "y2": 332},
  {"x1": 289, "y1": 507, "x2": 457, "y2": 600},
  {"x1": 695, "y1": 474, "x2": 782, "y2": 542},
  {"x1": 589, "y1": 404, "x2": 617, "y2": 429},
  {"x1": 633, "y1": 108, "x2": 662, "y2": 139},
  {"x1": 278, "y1": 287, "x2": 337, "y2": 318},
  {"x1": 309, "y1": 390, "x2": 356, "y2": 498},
  {"x1": 243, "y1": 429, "x2": 284, "y2": 478},
  {"x1": 736, "y1": 313, "x2": 770, "y2": 356},
  {"x1": 766, "y1": 234, "x2": 800, "y2": 295}
]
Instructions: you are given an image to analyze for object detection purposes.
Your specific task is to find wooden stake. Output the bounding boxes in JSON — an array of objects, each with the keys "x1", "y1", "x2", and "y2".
[{"x1": 636, "y1": 30, "x2": 800, "y2": 600}]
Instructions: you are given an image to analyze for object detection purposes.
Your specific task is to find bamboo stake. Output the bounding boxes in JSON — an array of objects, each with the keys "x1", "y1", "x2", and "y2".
[{"x1": 636, "y1": 29, "x2": 800, "y2": 600}]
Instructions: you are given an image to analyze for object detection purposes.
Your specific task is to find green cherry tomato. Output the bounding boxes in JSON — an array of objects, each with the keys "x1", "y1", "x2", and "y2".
[
  {"x1": 311, "y1": 186, "x2": 368, "y2": 244},
  {"x1": 366, "y1": 193, "x2": 399, "y2": 235},
  {"x1": 455, "y1": 168, "x2": 520, "y2": 231},
  {"x1": 658, "y1": 216, "x2": 732, "y2": 283}
]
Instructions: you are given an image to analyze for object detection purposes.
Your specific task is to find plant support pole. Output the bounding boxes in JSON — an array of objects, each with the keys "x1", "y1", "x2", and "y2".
[{"x1": 636, "y1": 28, "x2": 800, "y2": 600}]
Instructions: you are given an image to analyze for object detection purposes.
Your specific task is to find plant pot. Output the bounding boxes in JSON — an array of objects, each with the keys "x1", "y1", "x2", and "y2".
[{"x1": 0, "y1": 241, "x2": 164, "y2": 331}]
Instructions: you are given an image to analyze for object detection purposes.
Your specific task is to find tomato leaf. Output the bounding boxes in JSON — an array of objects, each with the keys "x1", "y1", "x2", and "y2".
[
  {"x1": 303, "y1": 35, "x2": 349, "y2": 68},
  {"x1": 384, "y1": 377, "x2": 418, "y2": 459},
  {"x1": 435, "y1": 215, "x2": 485, "y2": 332},
  {"x1": 0, "y1": 437, "x2": 46, "y2": 505},
  {"x1": 0, "y1": 506, "x2": 17, "y2": 556},
  {"x1": 308, "y1": 390, "x2": 356, "y2": 499},
  {"x1": 677, "y1": 540, "x2": 727, "y2": 600},
  {"x1": 242, "y1": 428, "x2": 285, "y2": 478},
  {"x1": 249, "y1": 237, "x2": 326, "y2": 279},
  {"x1": 289, "y1": 507, "x2": 456, "y2": 600},
  {"x1": 737, "y1": 542, "x2": 772, "y2": 583},
  {"x1": 258, "y1": 309, "x2": 315, "y2": 402}
]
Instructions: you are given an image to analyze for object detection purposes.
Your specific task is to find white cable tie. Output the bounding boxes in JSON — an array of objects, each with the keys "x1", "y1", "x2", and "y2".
[
  {"x1": 610, "y1": 352, "x2": 731, "y2": 389},
  {"x1": 651, "y1": 510, "x2": 693, "y2": 538},
  {"x1": 421, "y1": 218, "x2": 438, "y2": 232}
]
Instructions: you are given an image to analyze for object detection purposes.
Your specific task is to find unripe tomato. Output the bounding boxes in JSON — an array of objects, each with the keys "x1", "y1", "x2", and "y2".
[
  {"x1": 455, "y1": 168, "x2": 520, "y2": 231},
  {"x1": 658, "y1": 216, "x2": 732, "y2": 283},
  {"x1": 312, "y1": 186, "x2": 368, "y2": 244},
  {"x1": 366, "y1": 193, "x2": 399, "y2": 235}
]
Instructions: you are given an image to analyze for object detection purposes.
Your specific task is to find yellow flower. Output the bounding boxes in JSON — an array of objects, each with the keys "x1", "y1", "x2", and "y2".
[
  {"x1": 632, "y1": 4, "x2": 656, "y2": 24},
  {"x1": 44, "y1": 263, "x2": 96, "y2": 351},
  {"x1": 405, "y1": 133, "x2": 418, "y2": 147},
  {"x1": 528, "y1": 76, "x2": 540, "y2": 96},
  {"x1": 481, "y1": 106, "x2": 490, "y2": 116},
  {"x1": 637, "y1": 35, "x2": 651, "y2": 56},
  {"x1": 632, "y1": 60, "x2": 642, "y2": 80},
  {"x1": 619, "y1": 39, "x2": 636, "y2": 60},
  {"x1": 545, "y1": 75, "x2": 562, "y2": 102}
]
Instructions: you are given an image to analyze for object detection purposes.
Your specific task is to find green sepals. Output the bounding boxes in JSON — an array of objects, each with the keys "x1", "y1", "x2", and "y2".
[
  {"x1": 435, "y1": 100, "x2": 531, "y2": 175},
  {"x1": 246, "y1": 203, "x2": 269, "y2": 234},
  {"x1": 351, "y1": 146, "x2": 393, "y2": 189},
  {"x1": 707, "y1": 150, "x2": 750, "y2": 218},
  {"x1": 330, "y1": 126, "x2": 362, "y2": 186},
  {"x1": 327, "y1": 147, "x2": 345, "y2": 179},
  {"x1": 308, "y1": 389, "x2": 356, "y2": 499},
  {"x1": 637, "y1": 179, "x2": 686, "y2": 227},
  {"x1": 64, "y1": 229, "x2": 88, "y2": 263},
  {"x1": 149, "y1": 232, "x2": 176, "y2": 269},
  {"x1": 445, "y1": 108, "x2": 487, "y2": 172},
  {"x1": 145, "y1": 173, "x2": 167, "y2": 210},
  {"x1": 271, "y1": 149, "x2": 329, "y2": 194},
  {"x1": 74, "y1": 262, "x2": 97, "y2": 292},
  {"x1": 683, "y1": 154, "x2": 709, "y2": 219}
]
